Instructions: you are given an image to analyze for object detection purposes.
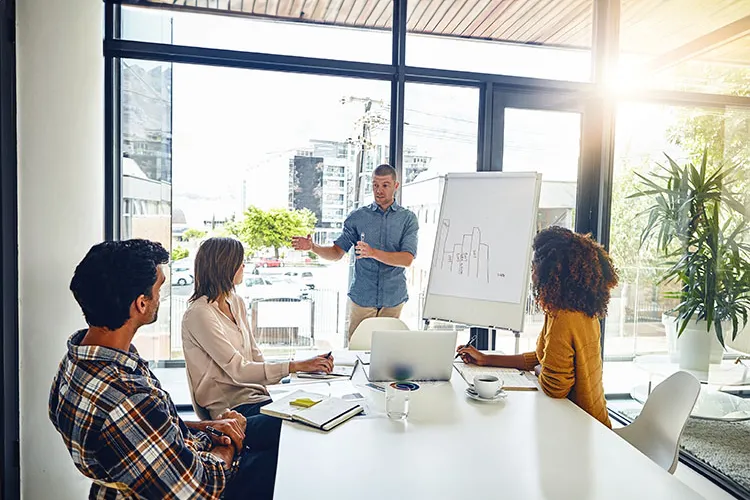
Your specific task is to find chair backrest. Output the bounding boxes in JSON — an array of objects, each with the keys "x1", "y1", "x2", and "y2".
[
  {"x1": 614, "y1": 371, "x2": 700, "y2": 474},
  {"x1": 726, "y1": 325, "x2": 750, "y2": 356},
  {"x1": 349, "y1": 317, "x2": 409, "y2": 350},
  {"x1": 185, "y1": 368, "x2": 212, "y2": 421}
]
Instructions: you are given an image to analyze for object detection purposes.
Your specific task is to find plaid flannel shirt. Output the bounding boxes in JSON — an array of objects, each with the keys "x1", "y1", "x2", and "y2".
[{"x1": 49, "y1": 330, "x2": 230, "y2": 499}]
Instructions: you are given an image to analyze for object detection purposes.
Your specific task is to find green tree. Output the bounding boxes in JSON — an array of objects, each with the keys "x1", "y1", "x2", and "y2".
[
  {"x1": 233, "y1": 206, "x2": 317, "y2": 258},
  {"x1": 182, "y1": 228, "x2": 207, "y2": 241},
  {"x1": 171, "y1": 246, "x2": 189, "y2": 261}
]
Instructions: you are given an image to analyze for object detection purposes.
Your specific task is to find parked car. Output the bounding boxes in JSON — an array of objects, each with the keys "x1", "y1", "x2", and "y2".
[
  {"x1": 172, "y1": 266, "x2": 194, "y2": 286},
  {"x1": 283, "y1": 270, "x2": 315, "y2": 289},
  {"x1": 239, "y1": 275, "x2": 307, "y2": 305},
  {"x1": 256, "y1": 257, "x2": 283, "y2": 268}
]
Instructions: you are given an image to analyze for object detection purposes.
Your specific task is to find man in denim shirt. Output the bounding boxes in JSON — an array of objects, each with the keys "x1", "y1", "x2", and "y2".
[{"x1": 293, "y1": 164, "x2": 419, "y2": 338}]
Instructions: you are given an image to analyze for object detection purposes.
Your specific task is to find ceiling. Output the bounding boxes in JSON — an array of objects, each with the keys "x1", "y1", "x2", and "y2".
[{"x1": 129, "y1": 0, "x2": 750, "y2": 65}]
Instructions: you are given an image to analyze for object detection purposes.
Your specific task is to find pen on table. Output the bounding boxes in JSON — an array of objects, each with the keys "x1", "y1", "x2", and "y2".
[{"x1": 454, "y1": 334, "x2": 478, "y2": 359}]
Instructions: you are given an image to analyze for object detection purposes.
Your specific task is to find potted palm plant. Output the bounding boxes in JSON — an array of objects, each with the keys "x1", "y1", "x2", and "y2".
[{"x1": 631, "y1": 151, "x2": 750, "y2": 372}]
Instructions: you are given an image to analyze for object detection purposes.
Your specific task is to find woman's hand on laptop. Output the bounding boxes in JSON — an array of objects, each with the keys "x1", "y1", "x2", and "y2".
[
  {"x1": 290, "y1": 355, "x2": 334, "y2": 374},
  {"x1": 457, "y1": 345, "x2": 487, "y2": 366}
]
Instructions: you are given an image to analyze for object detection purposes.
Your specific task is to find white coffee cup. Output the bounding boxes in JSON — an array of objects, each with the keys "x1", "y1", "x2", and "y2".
[{"x1": 473, "y1": 375, "x2": 501, "y2": 399}]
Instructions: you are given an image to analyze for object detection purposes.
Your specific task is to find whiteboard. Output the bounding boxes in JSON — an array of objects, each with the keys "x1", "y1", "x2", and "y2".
[{"x1": 422, "y1": 172, "x2": 542, "y2": 331}]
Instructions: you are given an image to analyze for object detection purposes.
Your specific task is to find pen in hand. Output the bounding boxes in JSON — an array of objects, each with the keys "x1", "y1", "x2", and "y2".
[
  {"x1": 205, "y1": 426, "x2": 249, "y2": 452},
  {"x1": 454, "y1": 334, "x2": 478, "y2": 359}
]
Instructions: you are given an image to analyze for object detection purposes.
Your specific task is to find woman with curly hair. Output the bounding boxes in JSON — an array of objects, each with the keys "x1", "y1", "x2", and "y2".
[{"x1": 457, "y1": 226, "x2": 618, "y2": 427}]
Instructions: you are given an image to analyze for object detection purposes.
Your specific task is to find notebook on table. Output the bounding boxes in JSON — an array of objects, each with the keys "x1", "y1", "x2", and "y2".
[
  {"x1": 260, "y1": 390, "x2": 364, "y2": 431},
  {"x1": 295, "y1": 351, "x2": 359, "y2": 379},
  {"x1": 296, "y1": 363, "x2": 357, "y2": 380},
  {"x1": 453, "y1": 362, "x2": 538, "y2": 391}
]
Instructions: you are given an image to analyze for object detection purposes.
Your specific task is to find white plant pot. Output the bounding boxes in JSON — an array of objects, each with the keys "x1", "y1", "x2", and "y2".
[{"x1": 663, "y1": 314, "x2": 724, "y2": 365}]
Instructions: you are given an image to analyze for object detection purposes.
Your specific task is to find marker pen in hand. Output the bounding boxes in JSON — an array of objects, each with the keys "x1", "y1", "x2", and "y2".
[{"x1": 360, "y1": 232, "x2": 365, "y2": 243}]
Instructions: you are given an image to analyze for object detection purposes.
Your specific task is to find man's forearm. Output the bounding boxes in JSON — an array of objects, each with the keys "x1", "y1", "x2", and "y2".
[
  {"x1": 372, "y1": 250, "x2": 414, "y2": 268},
  {"x1": 311, "y1": 243, "x2": 345, "y2": 261}
]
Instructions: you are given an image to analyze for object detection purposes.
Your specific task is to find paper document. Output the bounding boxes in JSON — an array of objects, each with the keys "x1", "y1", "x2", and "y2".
[{"x1": 454, "y1": 362, "x2": 538, "y2": 391}]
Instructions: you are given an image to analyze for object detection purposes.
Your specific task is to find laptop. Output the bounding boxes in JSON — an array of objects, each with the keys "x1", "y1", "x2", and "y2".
[{"x1": 366, "y1": 330, "x2": 458, "y2": 382}]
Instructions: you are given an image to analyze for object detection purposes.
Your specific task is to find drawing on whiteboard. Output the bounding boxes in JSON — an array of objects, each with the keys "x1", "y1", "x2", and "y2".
[{"x1": 435, "y1": 219, "x2": 490, "y2": 283}]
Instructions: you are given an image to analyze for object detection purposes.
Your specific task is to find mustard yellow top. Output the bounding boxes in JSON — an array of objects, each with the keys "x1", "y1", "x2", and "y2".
[{"x1": 521, "y1": 310, "x2": 611, "y2": 427}]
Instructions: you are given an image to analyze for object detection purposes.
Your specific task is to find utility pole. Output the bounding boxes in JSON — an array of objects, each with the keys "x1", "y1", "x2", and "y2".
[
  {"x1": 353, "y1": 99, "x2": 371, "y2": 209},
  {"x1": 341, "y1": 96, "x2": 388, "y2": 208}
]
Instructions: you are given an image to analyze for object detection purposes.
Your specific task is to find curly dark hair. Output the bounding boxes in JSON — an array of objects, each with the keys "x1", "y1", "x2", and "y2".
[
  {"x1": 531, "y1": 226, "x2": 619, "y2": 318},
  {"x1": 70, "y1": 239, "x2": 169, "y2": 330}
]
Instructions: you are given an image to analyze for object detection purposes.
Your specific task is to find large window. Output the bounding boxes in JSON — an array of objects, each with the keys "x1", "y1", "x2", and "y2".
[
  {"x1": 110, "y1": 0, "x2": 750, "y2": 426},
  {"x1": 400, "y1": 82, "x2": 479, "y2": 330},
  {"x1": 606, "y1": 102, "x2": 750, "y2": 360},
  {"x1": 498, "y1": 106, "x2": 582, "y2": 353},
  {"x1": 122, "y1": 58, "x2": 392, "y2": 362}
]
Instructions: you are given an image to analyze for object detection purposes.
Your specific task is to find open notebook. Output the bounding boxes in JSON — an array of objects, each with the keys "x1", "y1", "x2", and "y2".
[
  {"x1": 260, "y1": 390, "x2": 364, "y2": 431},
  {"x1": 453, "y1": 362, "x2": 538, "y2": 391},
  {"x1": 295, "y1": 351, "x2": 359, "y2": 380}
]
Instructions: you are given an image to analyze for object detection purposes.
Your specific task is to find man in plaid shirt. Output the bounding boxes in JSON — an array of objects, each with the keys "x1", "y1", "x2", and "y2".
[{"x1": 49, "y1": 240, "x2": 277, "y2": 499}]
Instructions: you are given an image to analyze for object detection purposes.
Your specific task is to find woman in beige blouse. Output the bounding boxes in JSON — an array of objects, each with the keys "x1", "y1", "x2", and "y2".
[
  {"x1": 181, "y1": 237, "x2": 333, "y2": 499},
  {"x1": 182, "y1": 237, "x2": 333, "y2": 420}
]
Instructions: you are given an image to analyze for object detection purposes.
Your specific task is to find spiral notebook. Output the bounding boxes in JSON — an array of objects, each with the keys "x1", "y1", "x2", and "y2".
[{"x1": 260, "y1": 390, "x2": 364, "y2": 431}]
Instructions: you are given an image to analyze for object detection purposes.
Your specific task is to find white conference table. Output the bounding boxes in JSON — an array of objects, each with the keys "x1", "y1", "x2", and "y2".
[{"x1": 272, "y1": 362, "x2": 703, "y2": 500}]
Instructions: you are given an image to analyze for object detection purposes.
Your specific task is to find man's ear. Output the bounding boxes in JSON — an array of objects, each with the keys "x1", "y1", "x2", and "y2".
[{"x1": 134, "y1": 294, "x2": 149, "y2": 315}]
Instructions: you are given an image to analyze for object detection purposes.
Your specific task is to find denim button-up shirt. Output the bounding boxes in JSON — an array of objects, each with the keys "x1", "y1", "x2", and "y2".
[{"x1": 334, "y1": 201, "x2": 419, "y2": 308}]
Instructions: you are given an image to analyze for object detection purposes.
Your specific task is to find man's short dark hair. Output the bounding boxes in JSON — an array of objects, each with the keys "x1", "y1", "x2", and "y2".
[
  {"x1": 70, "y1": 239, "x2": 169, "y2": 330},
  {"x1": 373, "y1": 164, "x2": 397, "y2": 181}
]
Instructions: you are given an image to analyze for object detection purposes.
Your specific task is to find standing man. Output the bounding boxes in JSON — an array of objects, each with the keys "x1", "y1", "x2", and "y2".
[{"x1": 292, "y1": 164, "x2": 419, "y2": 339}]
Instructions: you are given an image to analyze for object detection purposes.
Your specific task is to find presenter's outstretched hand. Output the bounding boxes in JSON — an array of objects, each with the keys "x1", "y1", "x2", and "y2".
[
  {"x1": 457, "y1": 345, "x2": 487, "y2": 366},
  {"x1": 292, "y1": 234, "x2": 313, "y2": 251}
]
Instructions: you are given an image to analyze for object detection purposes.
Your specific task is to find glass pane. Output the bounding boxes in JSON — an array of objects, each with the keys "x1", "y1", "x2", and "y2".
[
  {"x1": 400, "y1": 83, "x2": 480, "y2": 330},
  {"x1": 501, "y1": 107, "x2": 581, "y2": 352},
  {"x1": 121, "y1": 3, "x2": 392, "y2": 64},
  {"x1": 607, "y1": 102, "x2": 750, "y2": 361},
  {"x1": 617, "y1": 2, "x2": 750, "y2": 95},
  {"x1": 121, "y1": 59, "x2": 174, "y2": 362},
  {"x1": 405, "y1": 0, "x2": 593, "y2": 81},
  {"x1": 121, "y1": 58, "x2": 391, "y2": 364}
]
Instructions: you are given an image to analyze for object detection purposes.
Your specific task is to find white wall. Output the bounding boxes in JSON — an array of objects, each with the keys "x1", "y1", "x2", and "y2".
[{"x1": 16, "y1": 0, "x2": 103, "y2": 497}]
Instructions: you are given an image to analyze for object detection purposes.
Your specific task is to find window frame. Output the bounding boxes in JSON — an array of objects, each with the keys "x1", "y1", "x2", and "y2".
[{"x1": 103, "y1": 0, "x2": 750, "y2": 356}]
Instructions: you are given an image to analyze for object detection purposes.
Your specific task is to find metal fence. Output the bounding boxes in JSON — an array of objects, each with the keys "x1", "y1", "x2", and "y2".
[{"x1": 170, "y1": 289, "x2": 344, "y2": 351}]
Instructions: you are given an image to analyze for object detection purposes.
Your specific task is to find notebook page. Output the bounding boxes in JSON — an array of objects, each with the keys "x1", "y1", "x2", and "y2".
[{"x1": 454, "y1": 362, "x2": 538, "y2": 390}]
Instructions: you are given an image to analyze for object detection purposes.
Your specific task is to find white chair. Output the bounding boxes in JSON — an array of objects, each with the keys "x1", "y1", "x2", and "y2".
[
  {"x1": 614, "y1": 371, "x2": 700, "y2": 474},
  {"x1": 726, "y1": 326, "x2": 750, "y2": 363},
  {"x1": 185, "y1": 369, "x2": 211, "y2": 421},
  {"x1": 349, "y1": 317, "x2": 409, "y2": 350}
]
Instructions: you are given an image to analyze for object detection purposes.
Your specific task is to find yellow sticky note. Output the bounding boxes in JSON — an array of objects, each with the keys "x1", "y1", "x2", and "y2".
[{"x1": 290, "y1": 398, "x2": 321, "y2": 408}]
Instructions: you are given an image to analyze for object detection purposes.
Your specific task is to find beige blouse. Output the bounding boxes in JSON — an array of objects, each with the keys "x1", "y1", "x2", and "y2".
[{"x1": 181, "y1": 293, "x2": 290, "y2": 419}]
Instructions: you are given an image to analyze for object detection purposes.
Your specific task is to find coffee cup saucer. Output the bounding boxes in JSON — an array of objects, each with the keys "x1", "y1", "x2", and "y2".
[{"x1": 465, "y1": 386, "x2": 507, "y2": 402}]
